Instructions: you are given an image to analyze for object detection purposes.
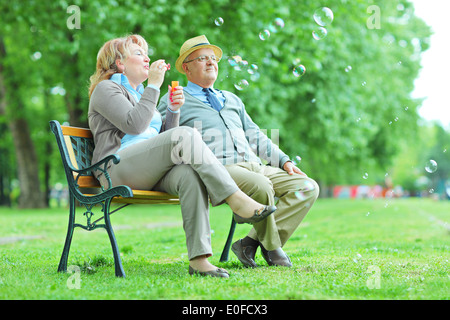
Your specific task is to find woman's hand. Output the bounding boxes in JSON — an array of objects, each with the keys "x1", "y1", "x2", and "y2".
[
  {"x1": 168, "y1": 85, "x2": 185, "y2": 111},
  {"x1": 147, "y1": 59, "x2": 169, "y2": 88}
]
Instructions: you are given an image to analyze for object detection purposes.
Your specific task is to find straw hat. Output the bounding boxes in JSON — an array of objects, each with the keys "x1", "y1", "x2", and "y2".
[{"x1": 175, "y1": 35, "x2": 223, "y2": 74}]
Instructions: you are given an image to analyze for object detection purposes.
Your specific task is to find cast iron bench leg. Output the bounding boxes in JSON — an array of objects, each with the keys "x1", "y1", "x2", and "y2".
[
  {"x1": 219, "y1": 215, "x2": 236, "y2": 262},
  {"x1": 58, "y1": 195, "x2": 76, "y2": 273},
  {"x1": 103, "y1": 199, "x2": 126, "y2": 277}
]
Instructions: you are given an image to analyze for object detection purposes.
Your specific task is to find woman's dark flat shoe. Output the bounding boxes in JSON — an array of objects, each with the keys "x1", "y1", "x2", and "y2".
[
  {"x1": 233, "y1": 205, "x2": 276, "y2": 224},
  {"x1": 188, "y1": 266, "x2": 230, "y2": 278}
]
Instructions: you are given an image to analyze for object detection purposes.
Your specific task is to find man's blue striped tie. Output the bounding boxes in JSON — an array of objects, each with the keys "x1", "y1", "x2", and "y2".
[{"x1": 203, "y1": 88, "x2": 222, "y2": 111}]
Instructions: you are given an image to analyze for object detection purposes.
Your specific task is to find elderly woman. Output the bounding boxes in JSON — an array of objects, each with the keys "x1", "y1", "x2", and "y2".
[{"x1": 87, "y1": 34, "x2": 275, "y2": 278}]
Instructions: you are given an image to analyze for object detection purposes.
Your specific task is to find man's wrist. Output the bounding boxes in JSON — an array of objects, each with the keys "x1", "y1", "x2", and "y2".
[{"x1": 280, "y1": 156, "x2": 292, "y2": 169}]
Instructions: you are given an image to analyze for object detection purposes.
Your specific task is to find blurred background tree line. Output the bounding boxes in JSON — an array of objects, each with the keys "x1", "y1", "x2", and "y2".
[{"x1": 0, "y1": 0, "x2": 448, "y2": 208}]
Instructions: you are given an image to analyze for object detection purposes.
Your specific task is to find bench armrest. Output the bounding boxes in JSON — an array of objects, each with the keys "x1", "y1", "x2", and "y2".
[
  {"x1": 73, "y1": 154, "x2": 120, "y2": 192},
  {"x1": 50, "y1": 120, "x2": 134, "y2": 202}
]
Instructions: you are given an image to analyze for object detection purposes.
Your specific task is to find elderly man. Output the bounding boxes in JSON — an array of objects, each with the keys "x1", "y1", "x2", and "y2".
[{"x1": 158, "y1": 35, "x2": 319, "y2": 268}]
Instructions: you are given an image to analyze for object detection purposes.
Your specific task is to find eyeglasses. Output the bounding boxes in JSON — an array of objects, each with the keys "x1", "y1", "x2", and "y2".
[{"x1": 184, "y1": 55, "x2": 220, "y2": 64}]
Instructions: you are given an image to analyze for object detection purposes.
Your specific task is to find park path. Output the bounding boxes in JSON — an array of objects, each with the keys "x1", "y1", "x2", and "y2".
[
  {"x1": 0, "y1": 235, "x2": 44, "y2": 245},
  {"x1": 0, "y1": 221, "x2": 182, "y2": 245}
]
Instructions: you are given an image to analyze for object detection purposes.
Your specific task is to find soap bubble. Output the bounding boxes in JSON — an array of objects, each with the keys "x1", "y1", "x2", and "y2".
[
  {"x1": 272, "y1": 17, "x2": 285, "y2": 32},
  {"x1": 228, "y1": 55, "x2": 247, "y2": 71},
  {"x1": 313, "y1": 7, "x2": 334, "y2": 26},
  {"x1": 238, "y1": 59, "x2": 249, "y2": 72},
  {"x1": 352, "y1": 253, "x2": 362, "y2": 263},
  {"x1": 345, "y1": 65, "x2": 352, "y2": 72},
  {"x1": 234, "y1": 79, "x2": 249, "y2": 91},
  {"x1": 363, "y1": 172, "x2": 369, "y2": 179},
  {"x1": 214, "y1": 17, "x2": 224, "y2": 26},
  {"x1": 294, "y1": 190, "x2": 307, "y2": 201},
  {"x1": 303, "y1": 180, "x2": 315, "y2": 191},
  {"x1": 292, "y1": 155, "x2": 302, "y2": 166},
  {"x1": 227, "y1": 56, "x2": 240, "y2": 67},
  {"x1": 293, "y1": 64, "x2": 306, "y2": 77},
  {"x1": 425, "y1": 160, "x2": 437, "y2": 173},
  {"x1": 31, "y1": 51, "x2": 42, "y2": 61},
  {"x1": 50, "y1": 86, "x2": 66, "y2": 96},
  {"x1": 312, "y1": 27, "x2": 328, "y2": 40},
  {"x1": 268, "y1": 18, "x2": 285, "y2": 33},
  {"x1": 259, "y1": 29, "x2": 271, "y2": 40},
  {"x1": 247, "y1": 64, "x2": 258, "y2": 75}
]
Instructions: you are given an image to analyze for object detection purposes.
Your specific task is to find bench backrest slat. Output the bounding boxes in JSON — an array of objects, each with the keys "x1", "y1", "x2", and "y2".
[
  {"x1": 60, "y1": 126, "x2": 95, "y2": 170},
  {"x1": 58, "y1": 124, "x2": 100, "y2": 189},
  {"x1": 61, "y1": 125, "x2": 93, "y2": 139}
]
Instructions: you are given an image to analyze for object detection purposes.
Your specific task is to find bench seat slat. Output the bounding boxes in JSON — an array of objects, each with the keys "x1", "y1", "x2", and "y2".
[
  {"x1": 75, "y1": 173, "x2": 178, "y2": 204},
  {"x1": 75, "y1": 175, "x2": 102, "y2": 188},
  {"x1": 82, "y1": 190, "x2": 179, "y2": 201},
  {"x1": 81, "y1": 194, "x2": 180, "y2": 204}
]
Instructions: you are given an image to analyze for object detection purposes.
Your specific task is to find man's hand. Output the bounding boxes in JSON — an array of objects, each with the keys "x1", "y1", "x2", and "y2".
[{"x1": 283, "y1": 161, "x2": 307, "y2": 176}]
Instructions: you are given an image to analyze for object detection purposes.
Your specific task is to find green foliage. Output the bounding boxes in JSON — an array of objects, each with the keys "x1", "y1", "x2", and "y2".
[
  {"x1": 391, "y1": 122, "x2": 450, "y2": 195},
  {"x1": 0, "y1": 0, "x2": 440, "y2": 205},
  {"x1": 426, "y1": 124, "x2": 450, "y2": 181}
]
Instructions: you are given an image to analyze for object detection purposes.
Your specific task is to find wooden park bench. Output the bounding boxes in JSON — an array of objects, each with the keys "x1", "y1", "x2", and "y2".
[{"x1": 49, "y1": 120, "x2": 237, "y2": 277}]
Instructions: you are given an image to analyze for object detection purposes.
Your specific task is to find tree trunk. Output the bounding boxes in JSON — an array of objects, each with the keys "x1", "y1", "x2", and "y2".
[
  {"x1": 64, "y1": 33, "x2": 88, "y2": 128},
  {"x1": 9, "y1": 116, "x2": 46, "y2": 208},
  {"x1": 0, "y1": 36, "x2": 46, "y2": 208}
]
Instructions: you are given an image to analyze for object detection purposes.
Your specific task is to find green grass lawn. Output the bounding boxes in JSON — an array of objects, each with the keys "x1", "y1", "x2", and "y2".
[{"x1": 0, "y1": 198, "x2": 448, "y2": 300}]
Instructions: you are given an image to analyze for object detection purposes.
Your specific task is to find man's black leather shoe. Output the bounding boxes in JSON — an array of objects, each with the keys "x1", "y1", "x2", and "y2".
[
  {"x1": 260, "y1": 246, "x2": 293, "y2": 267},
  {"x1": 231, "y1": 239, "x2": 258, "y2": 268}
]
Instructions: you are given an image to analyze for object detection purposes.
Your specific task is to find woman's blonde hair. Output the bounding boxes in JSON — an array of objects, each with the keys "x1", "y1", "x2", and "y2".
[{"x1": 88, "y1": 34, "x2": 148, "y2": 98}]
